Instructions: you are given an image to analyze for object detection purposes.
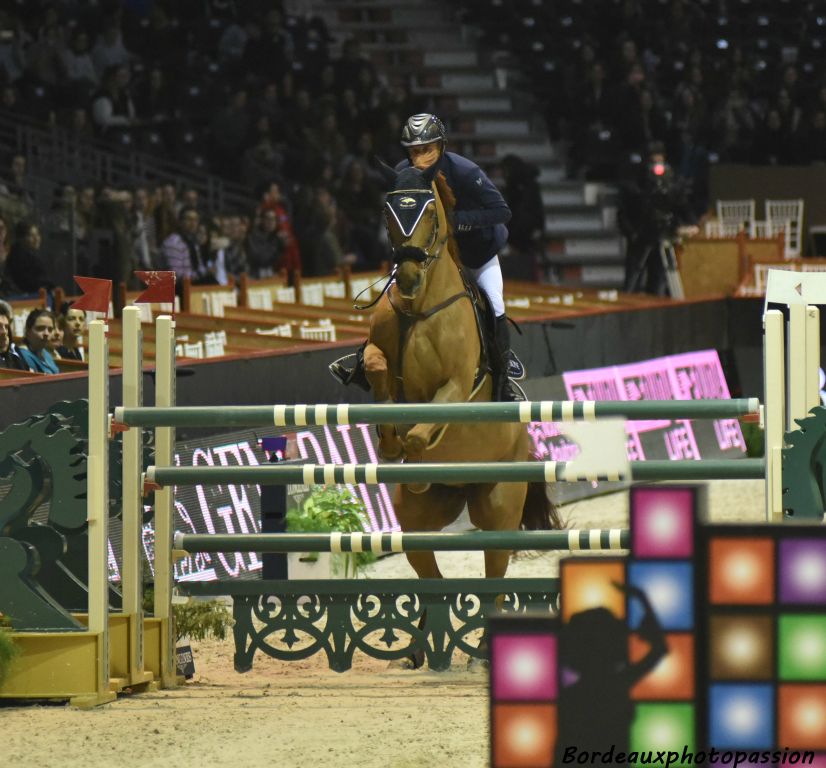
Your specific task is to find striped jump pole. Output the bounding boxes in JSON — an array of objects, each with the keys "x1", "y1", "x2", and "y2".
[
  {"x1": 173, "y1": 528, "x2": 630, "y2": 555},
  {"x1": 115, "y1": 397, "x2": 760, "y2": 429},
  {"x1": 146, "y1": 458, "x2": 765, "y2": 489}
]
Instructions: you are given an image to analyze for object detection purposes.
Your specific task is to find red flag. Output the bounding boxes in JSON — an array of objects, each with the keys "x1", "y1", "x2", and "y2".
[
  {"x1": 134, "y1": 271, "x2": 176, "y2": 304},
  {"x1": 73, "y1": 276, "x2": 112, "y2": 317}
]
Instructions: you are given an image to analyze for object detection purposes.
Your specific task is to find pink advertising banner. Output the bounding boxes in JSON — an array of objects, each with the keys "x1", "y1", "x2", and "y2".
[{"x1": 531, "y1": 349, "x2": 747, "y2": 463}]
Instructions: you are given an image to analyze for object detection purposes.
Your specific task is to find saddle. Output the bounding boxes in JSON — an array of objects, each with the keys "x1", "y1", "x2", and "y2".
[{"x1": 328, "y1": 270, "x2": 525, "y2": 398}]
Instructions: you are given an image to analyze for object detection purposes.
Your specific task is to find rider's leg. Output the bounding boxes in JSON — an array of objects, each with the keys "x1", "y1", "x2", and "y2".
[{"x1": 465, "y1": 255, "x2": 523, "y2": 401}]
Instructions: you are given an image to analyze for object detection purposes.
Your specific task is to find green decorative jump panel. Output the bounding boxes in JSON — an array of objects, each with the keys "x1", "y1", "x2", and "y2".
[
  {"x1": 116, "y1": 398, "x2": 760, "y2": 428},
  {"x1": 181, "y1": 578, "x2": 560, "y2": 672}
]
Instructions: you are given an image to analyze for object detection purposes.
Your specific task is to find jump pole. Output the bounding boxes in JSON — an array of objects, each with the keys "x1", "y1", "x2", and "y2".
[
  {"x1": 119, "y1": 306, "x2": 154, "y2": 687},
  {"x1": 153, "y1": 315, "x2": 177, "y2": 688},
  {"x1": 115, "y1": 399, "x2": 760, "y2": 429}
]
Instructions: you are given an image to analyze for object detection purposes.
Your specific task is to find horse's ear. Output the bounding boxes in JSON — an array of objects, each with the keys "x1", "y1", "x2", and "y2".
[{"x1": 373, "y1": 156, "x2": 399, "y2": 187}]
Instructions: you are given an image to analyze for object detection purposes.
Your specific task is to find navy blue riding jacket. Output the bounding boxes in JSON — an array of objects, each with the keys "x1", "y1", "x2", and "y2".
[{"x1": 396, "y1": 151, "x2": 511, "y2": 269}]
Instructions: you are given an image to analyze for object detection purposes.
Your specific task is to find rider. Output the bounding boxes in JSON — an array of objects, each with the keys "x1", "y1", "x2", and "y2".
[{"x1": 397, "y1": 113, "x2": 524, "y2": 401}]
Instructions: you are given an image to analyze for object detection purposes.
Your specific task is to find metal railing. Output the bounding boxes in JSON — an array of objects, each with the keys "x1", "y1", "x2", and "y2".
[{"x1": 0, "y1": 109, "x2": 255, "y2": 214}]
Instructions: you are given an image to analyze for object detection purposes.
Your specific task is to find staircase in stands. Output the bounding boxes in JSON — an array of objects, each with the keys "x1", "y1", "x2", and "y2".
[{"x1": 310, "y1": 0, "x2": 625, "y2": 289}]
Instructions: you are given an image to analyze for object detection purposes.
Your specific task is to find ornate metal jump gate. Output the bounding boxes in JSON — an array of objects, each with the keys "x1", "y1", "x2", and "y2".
[{"x1": 183, "y1": 577, "x2": 561, "y2": 672}]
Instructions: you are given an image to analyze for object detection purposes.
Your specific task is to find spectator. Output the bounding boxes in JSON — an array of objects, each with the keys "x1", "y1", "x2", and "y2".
[
  {"x1": 258, "y1": 182, "x2": 301, "y2": 273},
  {"x1": 6, "y1": 221, "x2": 50, "y2": 294},
  {"x1": 500, "y1": 154, "x2": 545, "y2": 272},
  {"x1": 18, "y1": 308, "x2": 59, "y2": 374},
  {"x1": 159, "y1": 205, "x2": 214, "y2": 284},
  {"x1": 245, "y1": 208, "x2": 282, "y2": 278},
  {"x1": 0, "y1": 153, "x2": 34, "y2": 207},
  {"x1": 0, "y1": 13, "x2": 25, "y2": 83},
  {"x1": 154, "y1": 184, "x2": 177, "y2": 243},
  {"x1": 213, "y1": 214, "x2": 248, "y2": 286},
  {"x1": 24, "y1": 23, "x2": 66, "y2": 90},
  {"x1": 134, "y1": 66, "x2": 175, "y2": 122},
  {"x1": 62, "y1": 28, "x2": 98, "y2": 93},
  {"x1": 335, "y1": 159, "x2": 383, "y2": 268},
  {"x1": 0, "y1": 214, "x2": 12, "y2": 293},
  {"x1": 798, "y1": 110, "x2": 826, "y2": 165},
  {"x1": 92, "y1": 21, "x2": 131, "y2": 77},
  {"x1": 131, "y1": 186, "x2": 155, "y2": 270},
  {"x1": 209, "y1": 89, "x2": 250, "y2": 178},
  {"x1": 57, "y1": 304, "x2": 86, "y2": 361},
  {"x1": 47, "y1": 320, "x2": 64, "y2": 359},
  {"x1": 0, "y1": 299, "x2": 27, "y2": 370},
  {"x1": 91, "y1": 64, "x2": 135, "y2": 135}
]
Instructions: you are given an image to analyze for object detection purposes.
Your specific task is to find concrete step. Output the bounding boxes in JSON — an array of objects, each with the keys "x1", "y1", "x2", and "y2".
[
  {"x1": 538, "y1": 166, "x2": 567, "y2": 184},
  {"x1": 580, "y1": 266, "x2": 626, "y2": 286},
  {"x1": 472, "y1": 118, "x2": 531, "y2": 137},
  {"x1": 456, "y1": 95, "x2": 513, "y2": 113},
  {"x1": 424, "y1": 50, "x2": 478, "y2": 68},
  {"x1": 562, "y1": 234, "x2": 625, "y2": 258},
  {"x1": 545, "y1": 216, "x2": 607, "y2": 235},
  {"x1": 542, "y1": 185, "x2": 586, "y2": 207}
]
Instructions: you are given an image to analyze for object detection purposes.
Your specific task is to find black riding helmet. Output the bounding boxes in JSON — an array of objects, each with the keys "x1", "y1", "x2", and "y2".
[{"x1": 400, "y1": 113, "x2": 447, "y2": 152}]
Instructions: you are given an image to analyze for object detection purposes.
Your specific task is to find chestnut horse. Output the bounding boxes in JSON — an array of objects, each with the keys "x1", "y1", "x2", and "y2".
[{"x1": 364, "y1": 162, "x2": 562, "y2": 592}]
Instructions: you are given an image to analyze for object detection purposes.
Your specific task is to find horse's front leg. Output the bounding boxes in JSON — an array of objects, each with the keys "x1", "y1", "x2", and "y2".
[
  {"x1": 404, "y1": 376, "x2": 466, "y2": 459},
  {"x1": 363, "y1": 343, "x2": 404, "y2": 461}
]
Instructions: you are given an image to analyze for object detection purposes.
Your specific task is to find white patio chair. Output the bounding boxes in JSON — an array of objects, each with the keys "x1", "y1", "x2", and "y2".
[
  {"x1": 716, "y1": 199, "x2": 756, "y2": 237},
  {"x1": 765, "y1": 198, "x2": 804, "y2": 258}
]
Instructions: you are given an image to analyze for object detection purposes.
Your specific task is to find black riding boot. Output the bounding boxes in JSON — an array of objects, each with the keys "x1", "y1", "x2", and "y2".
[{"x1": 493, "y1": 315, "x2": 525, "y2": 402}]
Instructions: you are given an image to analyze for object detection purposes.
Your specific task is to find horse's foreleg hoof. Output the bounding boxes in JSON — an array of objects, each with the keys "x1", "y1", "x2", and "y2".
[
  {"x1": 378, "y1": 439, "x2": 404, "y2": 462},
  {"x1": 406, "y1": 482, "x2": 432, "y2": 495},
  {"x1": 467, "y1": 655, "x2": 489, "y2": 673},
  {"x1": 388, "y1": 650, "x2": 426, "y2": 670}
]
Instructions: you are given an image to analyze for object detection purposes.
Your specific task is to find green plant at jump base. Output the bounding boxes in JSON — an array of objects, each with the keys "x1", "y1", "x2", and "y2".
[
  {"x1": 0, "y1": 621, "x2": 20, "y2": 689},
  {"x1": 172, "y1": 600, "x2": 233, "y2": 644},
  {"x1": 286, "y1": 485, "x2": 377, "y2": 577}
]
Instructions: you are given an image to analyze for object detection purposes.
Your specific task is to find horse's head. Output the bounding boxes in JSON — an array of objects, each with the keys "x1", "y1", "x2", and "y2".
[{"x1": 382, "y1": 163, "x2": 444, "y2": 300}]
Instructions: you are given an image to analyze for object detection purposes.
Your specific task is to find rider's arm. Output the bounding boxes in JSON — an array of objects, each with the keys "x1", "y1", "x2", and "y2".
[{"x1": 452, "y1": 167, "x2": 512, "y2": 231}]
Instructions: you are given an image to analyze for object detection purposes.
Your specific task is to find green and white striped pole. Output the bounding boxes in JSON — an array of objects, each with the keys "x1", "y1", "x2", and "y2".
[
  {"x1": 116, "y1": 397, "x2": 760, "y2": 429},
  {"x1": 146, "y1": 458, "x2": 765, "y2": 488},
  {"x1": 174, "y1": 528, "x2": 631, "y2": 555}
]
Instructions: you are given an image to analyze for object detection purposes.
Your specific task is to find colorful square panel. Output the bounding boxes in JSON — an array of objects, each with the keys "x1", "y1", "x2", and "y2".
[
  {"x1": 709, "y1": 614, "x2": 774, "y2": 680},
  {"x1": 778, "y1": 685, "x2": 826, "y2": 750},
  {"x1": 709, "y1": 538, "x2": 774, "y2": 605},
  {"x1": 560, "y1": 559, "x2": 625, "y2": 623},
  {"x1": 629, "y1": 703, "x2": 694, "y2": 754},
  {"x1": 708, "y1": 684, "x2": 774, "y2": 749},
  {"x1": 491, "y1": 634, "x2": 557, "y2": 702},
  {"x1": 630, "y1": 633, "x2": 694, "y2": 700},
  {"x1": 780, "y1": 539, "x2": 826, "y2": 605},
  {"x1": 628, "y1": 562, "x2": 694, "y2": 631},
  {"x1": 779, "y1": 614, "x2": 826, "y2": 681},
  {"x1": 630, "y1": 486, "x2": 695, "y2": 558},
  {"x1": 492, "y1": 703, "x2": 556, "y2": 768}
]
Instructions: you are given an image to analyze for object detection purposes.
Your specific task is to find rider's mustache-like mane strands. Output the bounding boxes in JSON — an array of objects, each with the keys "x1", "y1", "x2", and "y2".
[{"x1": 434, "y1": 171, "x2": 462, "y2": 268}]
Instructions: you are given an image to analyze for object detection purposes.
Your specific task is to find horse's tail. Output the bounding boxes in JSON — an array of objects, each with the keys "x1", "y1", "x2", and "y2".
[{"x1": 521, "y1": 481, "x2": 565, "y2": 531}]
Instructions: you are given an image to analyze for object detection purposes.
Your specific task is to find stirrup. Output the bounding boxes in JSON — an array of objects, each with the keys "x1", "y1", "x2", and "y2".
[
  {"x1": 503, "y1": 378, "x2": 527, "y2": 402},
  {"x1": 328, "y1": 347, "x2": 371, "y2": 392}
]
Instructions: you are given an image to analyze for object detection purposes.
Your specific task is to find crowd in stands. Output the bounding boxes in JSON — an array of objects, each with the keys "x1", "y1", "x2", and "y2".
[
  {"x1": 465, "y1": 0, "x2": 826, "y2": 213},
  {"x1": 0, "y1": 0, "x2": 425, "y2": 294},
  {"x1": 0, "y1": 299, "x2": 85, "y2": 374}
]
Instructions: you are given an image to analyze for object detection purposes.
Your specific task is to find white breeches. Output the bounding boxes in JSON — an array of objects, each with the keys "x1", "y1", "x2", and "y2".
[{"x1": 466, "y1": 255, "x2": 505, "y2": 317}]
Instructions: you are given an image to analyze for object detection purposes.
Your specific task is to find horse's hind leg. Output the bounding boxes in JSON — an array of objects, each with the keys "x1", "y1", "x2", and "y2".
[
  {"x1": 393, "y1": 484, "x2": 465, "y2": 669},
  {"x1": 466, "y1": 481, "x2": 529, "y2": 670}
]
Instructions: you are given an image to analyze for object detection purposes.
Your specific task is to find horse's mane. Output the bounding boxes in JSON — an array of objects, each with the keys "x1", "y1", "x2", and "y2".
[{"x1": 434, "y1": 171, "x2": 462, "y2": 268}]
